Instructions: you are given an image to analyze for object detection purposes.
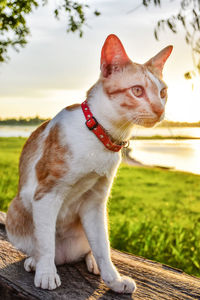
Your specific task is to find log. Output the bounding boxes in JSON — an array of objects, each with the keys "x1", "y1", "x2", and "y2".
[{"x1": 0, "y1": 211, "x2": 200, "y2": 300}]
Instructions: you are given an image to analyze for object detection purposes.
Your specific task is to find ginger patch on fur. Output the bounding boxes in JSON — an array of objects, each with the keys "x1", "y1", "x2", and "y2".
[
  {"x1": 6, "y1": 197, "x2": 33, "y2": 236},
  {"x1": 34, "y1": 124, "x2": 68, "y2": 201},
  {"x1": 19, "y1": 120, "x2": 50, "y2": 193},
  {"x1": 65, "y1": 104, "x2": 81, "y2": 111}
]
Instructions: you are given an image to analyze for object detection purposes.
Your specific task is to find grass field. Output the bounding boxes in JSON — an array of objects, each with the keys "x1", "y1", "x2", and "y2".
[{"x1": 0, "y1": 137, "x2": 200, "y2": 277}]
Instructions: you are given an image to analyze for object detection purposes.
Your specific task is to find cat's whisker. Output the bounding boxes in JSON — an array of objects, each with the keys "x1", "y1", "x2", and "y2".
[
  {"x1": 115, "y1": 120, "x2": 132, "y2": 140},
  {"x1": 114, "y1": 118, "x2": 135, "y2": 142},
  {"x1": 105, "y1": 116, "x2": 133, "y2": 142}
]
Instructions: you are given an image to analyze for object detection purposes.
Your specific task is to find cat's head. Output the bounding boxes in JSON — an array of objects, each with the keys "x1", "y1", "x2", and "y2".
[{"x1": 100, "y1": 34, "x2": 173, "y2": 127}]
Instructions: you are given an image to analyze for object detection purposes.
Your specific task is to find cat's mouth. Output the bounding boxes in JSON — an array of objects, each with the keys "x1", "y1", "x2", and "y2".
[
  {"x1": 132, "y1": 115, "x2": 160, "y2": 128},
  {"x1": 140, "y1": 120, "x2": 158, "y2": 128}
]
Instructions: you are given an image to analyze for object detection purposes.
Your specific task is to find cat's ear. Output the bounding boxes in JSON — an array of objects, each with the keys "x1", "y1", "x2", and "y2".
[
  {"x1": 100, "y1": 34, "x2": 130, "y2": 77},
  {"x1": 145, "y1": 45, "x2": 173, "y2": 77}
]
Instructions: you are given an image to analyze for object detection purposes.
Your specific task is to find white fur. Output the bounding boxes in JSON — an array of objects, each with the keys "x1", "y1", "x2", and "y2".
[{"x1": 147, "y1": 70, "x2": 167, "y2": 107}]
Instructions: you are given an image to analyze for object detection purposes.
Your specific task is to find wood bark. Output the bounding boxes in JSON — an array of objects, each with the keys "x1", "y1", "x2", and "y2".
[{"x1": 0, "y1": 211, "x2": 200, "y2": 299}]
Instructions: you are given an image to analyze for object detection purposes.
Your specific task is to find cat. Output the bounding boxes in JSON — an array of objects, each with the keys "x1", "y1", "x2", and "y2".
[{"x1": 6, "y1": 34, "x2": 172, "y2": 293}]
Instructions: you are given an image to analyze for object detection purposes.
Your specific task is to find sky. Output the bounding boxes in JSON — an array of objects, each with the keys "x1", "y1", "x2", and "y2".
[{"x1": 0, "y1": 0, "x2": 200, "y2": 122}]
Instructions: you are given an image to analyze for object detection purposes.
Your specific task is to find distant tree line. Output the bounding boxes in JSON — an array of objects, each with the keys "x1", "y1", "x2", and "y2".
[
  {"x1": 0, "y1": 117, "x2": 199, "y2": 127},
  {"x1": 158, "y1": 120, "x2": 200, "y2": 127},
  {"x1": 0, "y1": 116, "x2": 48, "y2": 125}
]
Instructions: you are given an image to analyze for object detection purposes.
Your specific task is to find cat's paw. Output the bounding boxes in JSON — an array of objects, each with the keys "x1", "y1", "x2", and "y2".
[
  {"x1": 34, "y1": 261, "x2": 61, "y2": 290},
  {"x1": 34, "y1": 271, "x2": 61, "y2": 290},
  {"x1": 24, "y1": 257, "x2": 36, "y2": 272},
  {"x1": 85, "y1": 252, "x2": 100, "y2": 275},
  {"x1": 105, "y1": 276, "x2": 136, "y2": 294}
]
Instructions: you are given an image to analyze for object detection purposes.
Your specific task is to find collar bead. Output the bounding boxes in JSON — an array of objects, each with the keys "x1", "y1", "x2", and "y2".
[{"x1": 81, "y1": 100, "x2": 127, "y2": 152}]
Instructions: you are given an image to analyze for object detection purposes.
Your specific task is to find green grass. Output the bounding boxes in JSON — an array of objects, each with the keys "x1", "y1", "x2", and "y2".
[
  {"x1": 109, "y1": 165, "x2": 200, "y2": 277},
  {"x1": 0, "y1": 138, "x2": 26, "y2": 211},
  {"x1": 0, "y1": 137, "x2": 200, "y2": 277}
]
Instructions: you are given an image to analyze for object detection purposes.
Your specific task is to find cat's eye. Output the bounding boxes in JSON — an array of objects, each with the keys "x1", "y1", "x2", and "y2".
[
  {"x1": 131, "y1": 86, "x2": 144, "y2": 97},
  {"x1": 160, "y1": 87, "x2": 167, "y2": 99}
]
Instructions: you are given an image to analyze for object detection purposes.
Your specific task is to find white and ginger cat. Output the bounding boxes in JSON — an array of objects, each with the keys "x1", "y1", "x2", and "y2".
[{"x1": 6, "y1": 34, "x2": 172, "y2": 293}]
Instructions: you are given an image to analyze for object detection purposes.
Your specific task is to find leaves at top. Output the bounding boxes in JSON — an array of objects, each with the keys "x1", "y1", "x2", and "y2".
[
  {"x1": 0, "y1": 0, "x2": 100, "y2": 62},
  {"x1": 150, "y1": 0, "x2": 200, "y2": 78},
  {"x1": 0, "y1": 0, "x2": 38, "y2": 62},
  {"x1": 143, "y1": 0, "x2": 160, "y2": 6}
]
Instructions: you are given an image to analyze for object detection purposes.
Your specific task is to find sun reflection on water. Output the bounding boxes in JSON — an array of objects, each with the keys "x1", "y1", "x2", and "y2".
[{"x1": 130, "y1": 139, "x2": 200, "y2": 175}]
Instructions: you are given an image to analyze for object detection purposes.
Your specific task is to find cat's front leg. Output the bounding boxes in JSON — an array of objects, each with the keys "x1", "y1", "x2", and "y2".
[
  {"x1": 79, "y1": 177, "x2": 136, "y2": 294},
  {"x1": 32, "y1": 194, "x2": 63, "y2": 290}
]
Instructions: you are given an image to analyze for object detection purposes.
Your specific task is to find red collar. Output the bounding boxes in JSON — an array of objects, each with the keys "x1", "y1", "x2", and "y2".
[{"x1": 81, "y1": 100, "x2": 127, "y2": 152}]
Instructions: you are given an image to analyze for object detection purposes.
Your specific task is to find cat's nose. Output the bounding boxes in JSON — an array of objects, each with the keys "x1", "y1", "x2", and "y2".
[{"x1": 151, "y1": 103, "x2": 164, "y2": 118}]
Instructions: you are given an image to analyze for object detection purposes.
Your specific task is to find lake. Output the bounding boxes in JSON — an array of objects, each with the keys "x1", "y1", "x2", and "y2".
[
  {"x1": 1, "y1": 126, "x2": 200, "y2": 175},
  {"x1": 0, "y1": 125, "x2": 36, "y2": 137},
  {"x1": 130, "y1": 127, "x2": 200, "y2": 175},
  {"x1": 131, "y1": 126, "x2": 200, "y2": 138},
  {"x1": 129, "y1": 139, "x2": 200, "y2": 175}
]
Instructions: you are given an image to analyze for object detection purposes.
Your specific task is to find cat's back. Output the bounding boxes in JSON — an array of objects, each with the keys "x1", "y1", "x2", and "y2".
[
  {"x1": 19, "y1": 120, "x2": 51, "y2": 188},
  {"x1": 19, "y1": 106, "x2": 76, "y2": 177},
  {"x1": 18, "y1": 105, "x2": 85, "y2": 194}
]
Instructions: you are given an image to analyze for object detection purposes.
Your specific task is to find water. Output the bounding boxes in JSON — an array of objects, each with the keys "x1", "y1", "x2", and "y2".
[
  {"x1": 132, "y1": 126, "x2": 200, "y2": 138},
  {"x1": 129, "y1": 127, "x2": 200, "y2": 175},
  {"x1": 0, "y1": 125, "x2": 36, "y2": 137},
  {"x1": 0, "y1": 126, "x2": 200, "y2": 175},
  {"x1": 129, "y1": 139, "x2": 200, "y2": 175},
  {"x1": 1, "y1": 125, "x2": 200, "y2": 139}
]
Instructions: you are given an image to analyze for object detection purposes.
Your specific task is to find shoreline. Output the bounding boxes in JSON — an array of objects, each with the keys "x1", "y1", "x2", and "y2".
[
  {"x1": 0, "y1": 137, "x2": 199, "y2": 175},
  {"x1": 122, "y1": 147, "x2": 176, "y2": 172}
]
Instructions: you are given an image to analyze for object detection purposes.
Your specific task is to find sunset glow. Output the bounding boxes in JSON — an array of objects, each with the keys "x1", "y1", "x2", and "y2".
[{"x1": 1, "y1": 0, "x2": 200, "y2": 122}]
